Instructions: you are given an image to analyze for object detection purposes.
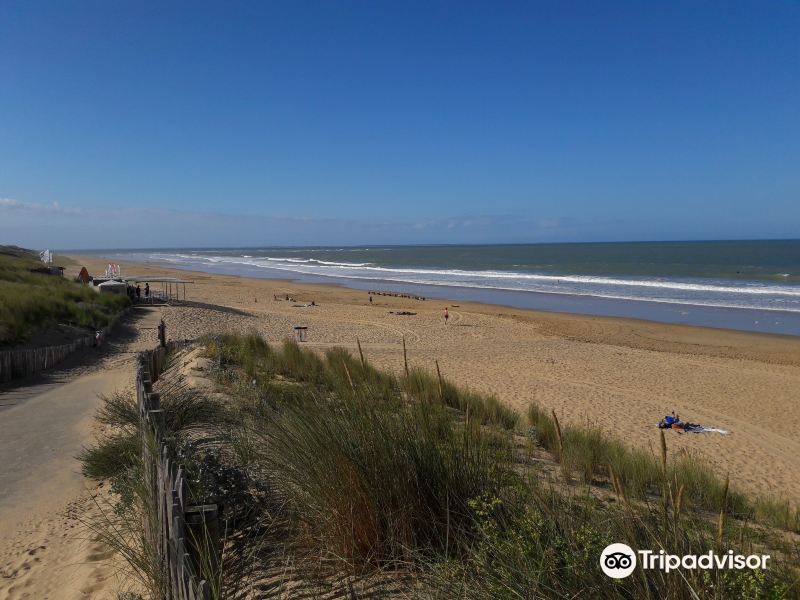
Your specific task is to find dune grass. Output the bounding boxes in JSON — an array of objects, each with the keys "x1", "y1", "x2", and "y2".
[
  {"x1": 205, "y1": 333, "x2": 521, "y2": 566},
  {"x1": 403, "y1": 367, "x2": 519, "y2": 430},
  {"x1": 527, "y1": 402, "x2": 789, "y2": 530},
  {"x1": 425, "y1": 485, "x2": 799, "y2": 600},
  {"x1": 262, "y1": 392, "x2": 516, "y2": 566},
  {"x1": 79, "y1": 368, "x2": 235, "y2": 600},
  {"x1": 0, "y1": 245, "x2": 129, "y2": 345},
  {"x1": 79, "y1": 430, "x2": 140, "y2": 480},
  {"x1": 755, "y1": 497, "x2": 800, "y2": 533},
  {"x1": 85, "y1": 334, "x2": 800, "y2": 599},
  {"x1": 80, "y1": 385, "x2": 225, "y2": 484}
]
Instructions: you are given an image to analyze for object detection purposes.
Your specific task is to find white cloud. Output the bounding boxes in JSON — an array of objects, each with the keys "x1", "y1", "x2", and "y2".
[{"x1": 0, "y1": 196, "x2": 639, "y2": 249}]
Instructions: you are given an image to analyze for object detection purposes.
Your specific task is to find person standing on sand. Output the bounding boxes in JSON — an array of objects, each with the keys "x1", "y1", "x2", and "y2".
[{"x1": 443, "y1": 307, "x2": 449, "y2": 324}]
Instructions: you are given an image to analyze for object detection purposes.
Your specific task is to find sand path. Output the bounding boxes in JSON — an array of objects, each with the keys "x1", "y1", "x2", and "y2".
[{"x1": 0, "y1": 308, "x2": 161, "y2": 600}]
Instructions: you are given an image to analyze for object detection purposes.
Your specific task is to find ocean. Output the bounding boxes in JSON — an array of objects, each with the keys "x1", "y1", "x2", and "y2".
[{"x1": 100, "y1": 240, "x2": 800, "y2": 336}]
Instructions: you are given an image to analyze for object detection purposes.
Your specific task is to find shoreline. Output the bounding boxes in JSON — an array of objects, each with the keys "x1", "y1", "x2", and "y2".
[
  {"x1": 73, "y1": 254, "x2": 800, "y2": 360},
  {"x1": 84, "y1": 251, "x2": 800, "y2": 337},
  {"x1": 67, "y1": 254, "x2": 800, "y2": 500}
]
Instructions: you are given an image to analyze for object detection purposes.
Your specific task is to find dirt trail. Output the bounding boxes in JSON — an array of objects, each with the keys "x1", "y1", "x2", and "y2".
[{"x1": 0, "y1": 308, "x2": 161, "y2": 600}]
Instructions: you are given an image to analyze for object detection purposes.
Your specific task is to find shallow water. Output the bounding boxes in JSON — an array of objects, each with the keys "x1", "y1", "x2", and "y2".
[{"x1": 92, "y1": 240, "x2": 800, "y2": 336}]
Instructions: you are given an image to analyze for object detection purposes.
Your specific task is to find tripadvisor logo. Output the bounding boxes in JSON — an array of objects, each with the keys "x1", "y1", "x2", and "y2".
[
  {"x1": 600, "y1": 543, "x2": 637, "y2": 579},
  {"x1": 600, "y1": 543, "x2": 770, "y2": 579}
]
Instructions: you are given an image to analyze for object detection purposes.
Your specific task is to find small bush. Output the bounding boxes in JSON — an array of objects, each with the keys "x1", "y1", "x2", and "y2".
[{"x1": 428, "y1": 487, "x2": 797, "y2": 600}]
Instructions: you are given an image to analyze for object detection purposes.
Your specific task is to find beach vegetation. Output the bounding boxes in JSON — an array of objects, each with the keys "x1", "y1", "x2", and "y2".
[
  {"x1": 83, "y1": 334, "x2": 800, "y2": 599},
  {"x1": 527, "y1": 402, "x2": 779, "y2": 526},
  {"x1": 0, "y1": 245, "x2": 129, "y2": 346}
]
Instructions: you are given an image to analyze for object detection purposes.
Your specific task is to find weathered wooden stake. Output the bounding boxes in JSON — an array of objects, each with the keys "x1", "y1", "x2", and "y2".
[
  {"x1": 551, "y1": 409, "x2": 564, "y2": 457},
  {"x1": 435, "y1": 360, "x2": 444, "y2": 400},
  {"x1": 402, "y1": 336, "x2": 409, "y2": 377},
  {"x1": 356, "y1": 337, "x2": 366, "y2": 368}
]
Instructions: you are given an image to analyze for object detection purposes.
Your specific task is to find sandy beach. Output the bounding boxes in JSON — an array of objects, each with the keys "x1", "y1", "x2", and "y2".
[
  {"x1": 1, "y1": 253, "x2": 798, "y2": 599},
  {"x1": 69, "y1": 255, "x2": 800, "y2": 503}
]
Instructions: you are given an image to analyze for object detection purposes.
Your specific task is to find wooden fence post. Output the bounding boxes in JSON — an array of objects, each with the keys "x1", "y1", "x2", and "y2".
[
  {"x1": 185, "y1": 504, "x2": 221, "y2": 588},
  {"x1": 356, "y1": 337, "x2": 366, "y2": 368},
  {"x1": 435, "y1": 360, "x2": 444, "y2": 401}
]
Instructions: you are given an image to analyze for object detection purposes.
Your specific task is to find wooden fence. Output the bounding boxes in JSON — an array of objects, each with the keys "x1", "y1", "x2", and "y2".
[
  {"x1": 137, "y1": 342, "x2": 219, "y2": 600},
  {"x1": 0, "y1": 309, "x2": 129, "y2": 384},
  {"x1": 0, "y1": 335, "x2": 95, "y2": 383}
]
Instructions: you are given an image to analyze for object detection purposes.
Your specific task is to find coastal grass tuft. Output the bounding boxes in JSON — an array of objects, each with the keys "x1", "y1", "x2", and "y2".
[
  {"x1": 425, "y1": 486, "x2": 798, "y2": 600},
  {"x1": 754, "y1": 497, "x2": 800, "y2": 533},
  {"x1": 403, "y1": 367, "x2": 519, "y2": 430},
  {"x1": 80, "y1": 431, "x2": 140, "y2": 480},
  {"x1": 261, "y1": 392, "x2": 516, "y2": 566}
]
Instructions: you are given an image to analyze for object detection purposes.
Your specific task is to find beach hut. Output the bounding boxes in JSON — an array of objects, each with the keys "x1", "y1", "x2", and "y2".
[{"x1": 97, "y1": 280, "x2": 127, "y2": 295}]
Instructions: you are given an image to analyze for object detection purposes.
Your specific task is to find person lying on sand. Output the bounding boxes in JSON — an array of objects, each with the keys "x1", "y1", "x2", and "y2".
[
  {"x1": 657, "y1": 412, "x2": 729, "y2": 435},
  {"x1": 658, "y1": 412, "x2": 693, "y2": 433},
  {"x1": 657, "y1": 411, "x2": 681, "y2": 429}
]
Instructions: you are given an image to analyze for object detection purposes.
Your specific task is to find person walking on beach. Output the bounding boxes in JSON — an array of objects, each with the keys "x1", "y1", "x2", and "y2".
[
  {"x1": 443, "y1": 307, "x2": 449, "y2": 324},
  {"x1": 144, "y1": 283, "x2": 150, "y2": 300},
  {"x1": 135, "y1": 284, "x2": 141, "y2": 301}
]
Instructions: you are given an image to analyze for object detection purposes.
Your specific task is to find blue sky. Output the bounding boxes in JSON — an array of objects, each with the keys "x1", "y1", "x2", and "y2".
[{"x1": 1, "y1": 1, "x2": 798, "y2": 248}]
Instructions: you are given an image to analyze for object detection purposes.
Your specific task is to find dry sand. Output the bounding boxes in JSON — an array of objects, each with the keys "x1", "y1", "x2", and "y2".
[
  {"x1": 70, "y1": 255, "x2": 800, "y2": 503},
  {"x1": 0, "y1": 307, "x2": 162, "y2": 599}
]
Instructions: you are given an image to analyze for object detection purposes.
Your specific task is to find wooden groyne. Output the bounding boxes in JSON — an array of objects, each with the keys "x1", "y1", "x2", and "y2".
[{"x1": 368, "y1": 290, "x2": 427, "y2": 301}]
